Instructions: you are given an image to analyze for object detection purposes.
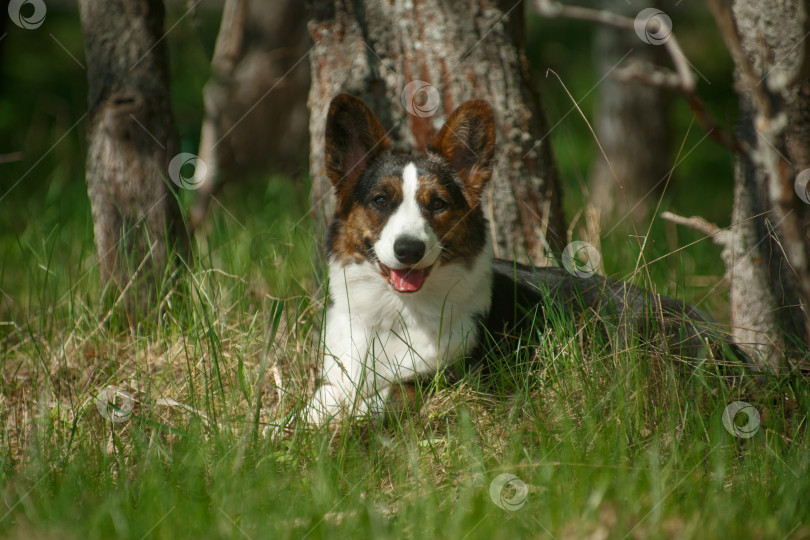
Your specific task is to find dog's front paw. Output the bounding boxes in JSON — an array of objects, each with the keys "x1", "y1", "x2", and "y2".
[
  {"x1": 305, "y1": 383, "x2": 392, "y2": 426},
  {"x1": 262, "y1": 420, "x2": 291, "y2": 440},
  {"x1": 305, "y1": 384, "x2": 346, "y2": 426}
]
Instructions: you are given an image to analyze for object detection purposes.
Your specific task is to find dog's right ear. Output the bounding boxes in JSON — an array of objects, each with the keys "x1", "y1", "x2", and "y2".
[
  {"x1": 325, "y1": 94, "x2": 391, "y2": 194},
  {"x1": 427, "y1": 100, "x2": 495, "y2": 208}
]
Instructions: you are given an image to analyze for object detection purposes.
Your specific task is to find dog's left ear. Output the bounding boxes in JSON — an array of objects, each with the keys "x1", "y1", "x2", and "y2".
[
  {"x1": 326, "y1": 94, "x2": 391, "y2": 196},
  {"x1": 427, "y1": 100, "x2": 495, "y2": 206}
]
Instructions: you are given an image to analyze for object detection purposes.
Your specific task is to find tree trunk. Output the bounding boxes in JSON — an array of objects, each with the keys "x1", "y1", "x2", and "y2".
[
  {"x1": 308, "y1": 0, "x2": 566, "y2": 265},
  {"x1": 78, "y1": 0, "x2": 186, "y2": 314},
  {"x1": 189, "y1": 0, "x2": 249, "y2": 233},
  {"x1": 190, "y1": 0, "x2": 310, "y2": 232},
  {"x1": 588, "y1": 0, "x2": 671, "y2": 226},
  {"x1": 724, "y1": 0, "x2": 810, "y2": 371}
]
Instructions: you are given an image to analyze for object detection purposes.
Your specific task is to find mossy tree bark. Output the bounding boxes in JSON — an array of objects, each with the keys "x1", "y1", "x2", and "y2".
[{"x1": 720, "y1": 0, "x2": 810, "y2": 370}]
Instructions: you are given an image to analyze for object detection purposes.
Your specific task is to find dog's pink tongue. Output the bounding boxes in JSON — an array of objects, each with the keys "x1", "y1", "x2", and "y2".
[{"x1": 389, "y1": 268, "x2": 425, "y2": 292}]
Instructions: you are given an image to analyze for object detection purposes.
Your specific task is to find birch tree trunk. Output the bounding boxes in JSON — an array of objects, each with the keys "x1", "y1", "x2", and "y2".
[
  {"x1": 721, "y1": 0, "x2": 810, "y2": 371},
  {"x1": 79, "y1": 0, "x2": 186, "y2": 314},
  {"x1": 308, "y1": 0, "x2": 566, "y2": 265}
]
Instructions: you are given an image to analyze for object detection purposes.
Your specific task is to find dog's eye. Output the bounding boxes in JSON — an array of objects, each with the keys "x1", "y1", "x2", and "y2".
[
  {"x1": 373, "y1": 195, "x2": 388, "y2": 207},
  {"x1": 430, "y1": 198, "x2": 447, "y2": 211}
]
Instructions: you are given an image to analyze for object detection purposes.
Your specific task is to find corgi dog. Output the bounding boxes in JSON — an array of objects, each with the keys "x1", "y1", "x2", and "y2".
[{"x1": 305, "y1": 94, "x2": 747, "y2": 425}]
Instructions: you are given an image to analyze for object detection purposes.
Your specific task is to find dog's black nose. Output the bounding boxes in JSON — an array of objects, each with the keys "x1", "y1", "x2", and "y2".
[{"x1": 393, "y1": 237, "x2": 425, "y2": 265}]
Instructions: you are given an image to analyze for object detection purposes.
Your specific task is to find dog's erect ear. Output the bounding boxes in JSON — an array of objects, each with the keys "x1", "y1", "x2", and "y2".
[
  {"x1": 325, "y1": 94, "x2": 391, "y2": 193},
  {"x1": 427, "y1": 100, "x2": 495, "y2": 206}
]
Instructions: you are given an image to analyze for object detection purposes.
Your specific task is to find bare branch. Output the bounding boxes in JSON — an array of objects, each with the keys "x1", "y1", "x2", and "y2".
[
  {"x1": 534, "y1": 0, "x2": 694, "y2": 92},
  {"x1": 612, "y1": 59, "x2": 682, "y2": 90},
  {"x1": 661, "y1": 211, "x2": 722, "y2": 239},
  {"x1": 535, "y1": 0, "x2": 750, "y2": 160}
]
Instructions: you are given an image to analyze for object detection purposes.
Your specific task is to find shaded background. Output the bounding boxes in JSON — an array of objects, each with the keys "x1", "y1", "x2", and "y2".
[{"x1": 0, "y1": 0, "x2": 737, "y2": 320}]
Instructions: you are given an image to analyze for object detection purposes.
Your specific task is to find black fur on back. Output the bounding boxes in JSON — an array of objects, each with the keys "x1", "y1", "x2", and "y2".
[{"x1": 470, "y1": 259, "x2": 754, "y2": 375}]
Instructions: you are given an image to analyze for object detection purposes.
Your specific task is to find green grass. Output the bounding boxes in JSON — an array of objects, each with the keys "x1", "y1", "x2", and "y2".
[{"x1": 1, "y1": 171, "x2": 808, "y2": 539}]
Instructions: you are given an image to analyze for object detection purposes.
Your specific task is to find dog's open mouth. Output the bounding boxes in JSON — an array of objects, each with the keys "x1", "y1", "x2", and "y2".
[{"x1": 379, "y1": 263, "x2": 434, "y2": 293}]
